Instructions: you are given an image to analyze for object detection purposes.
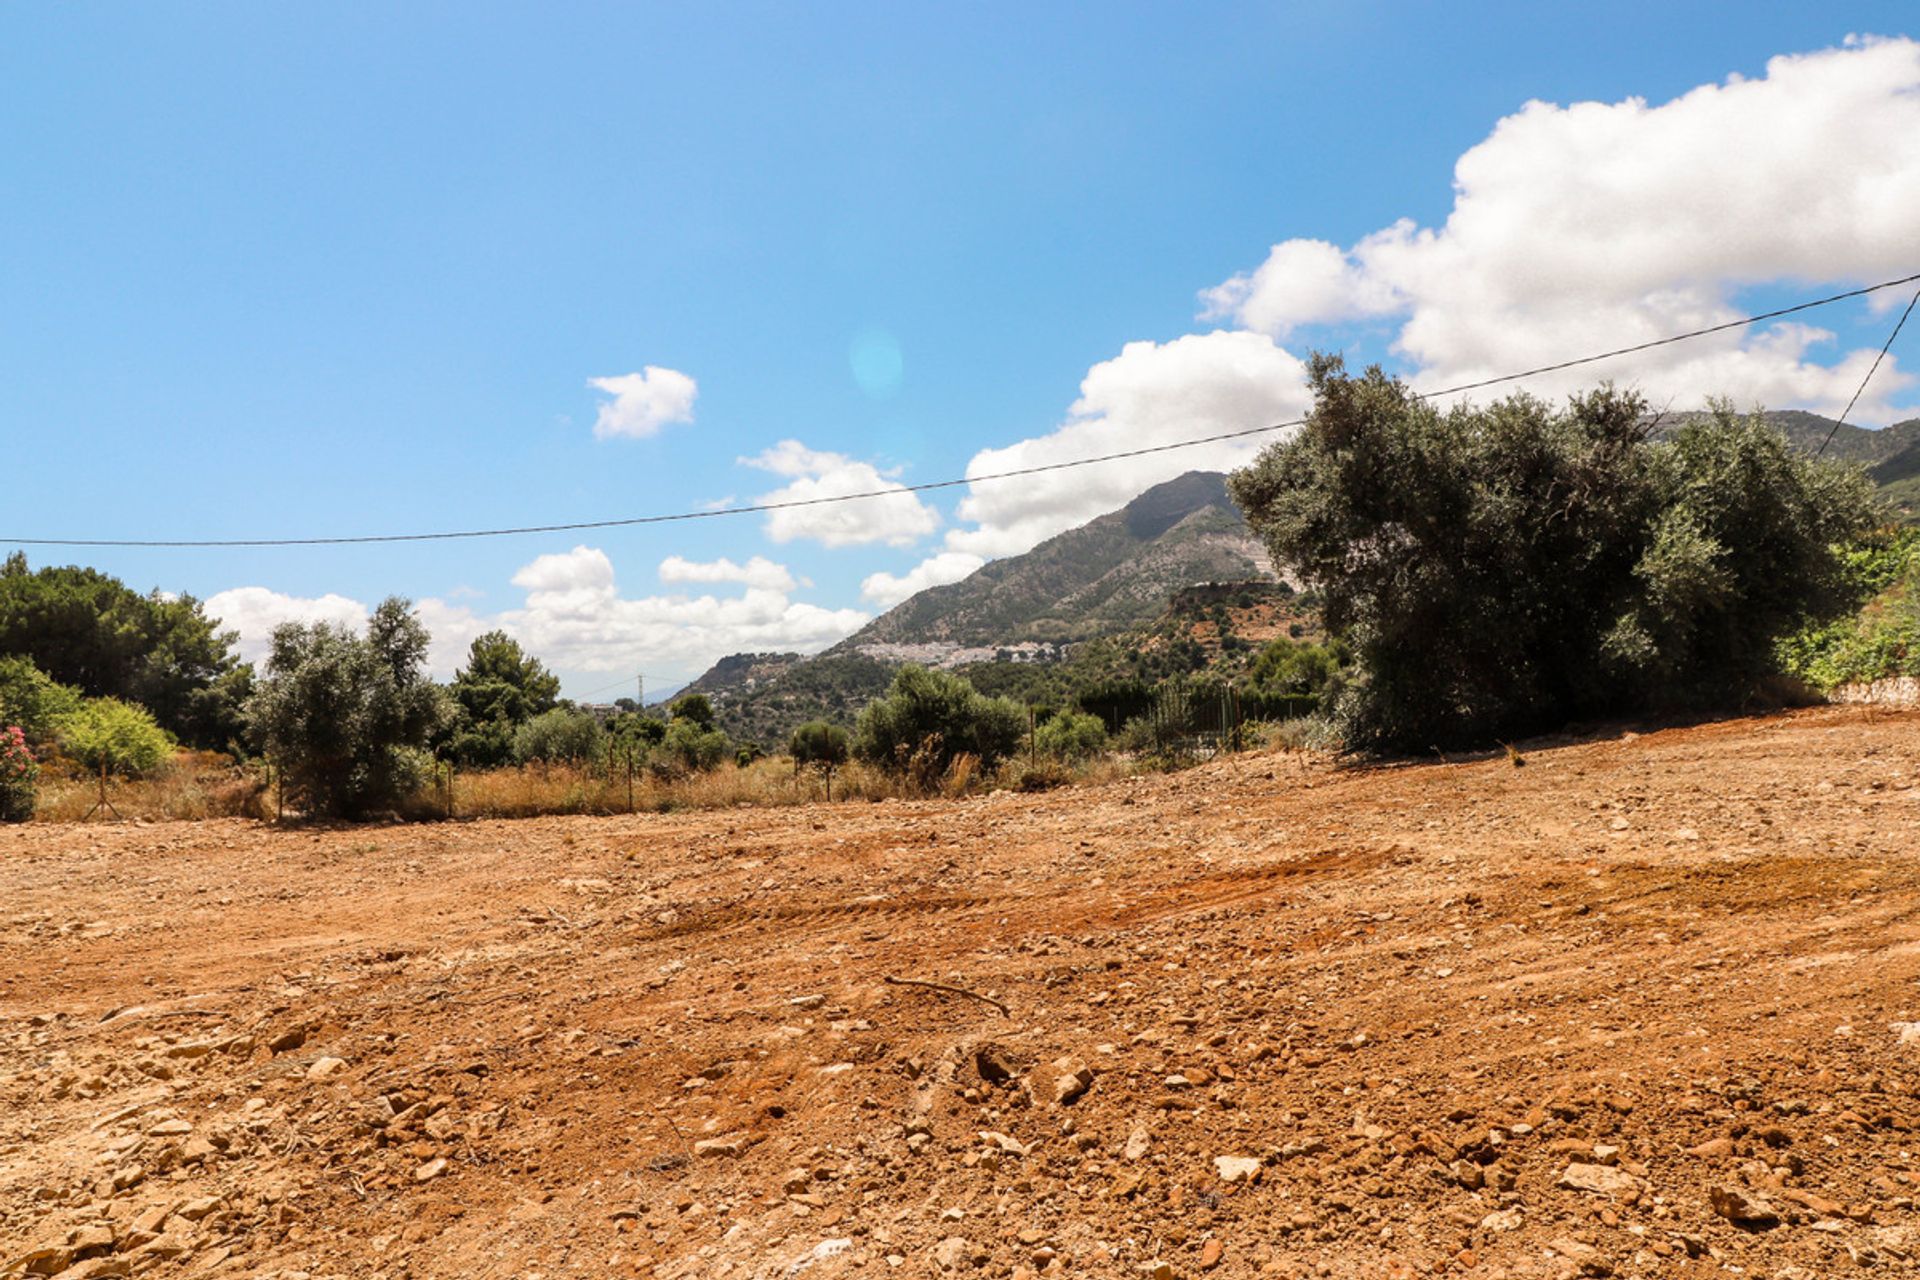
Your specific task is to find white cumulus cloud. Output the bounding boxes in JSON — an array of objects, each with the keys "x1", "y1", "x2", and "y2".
[
  {"x1": 588, "y1": 366, "x2": 699, "y2": 439},
  {"x1": 1202, "y1": 36, "x2": 1920, "y2": 421},
  {"x1": 489, "y1": 544, "x2": 866, "y2": 677},
  {"x1": 741, "y1": 440, "x2": 941, "y2": 548},
  {"x1": 860, "y1": 551, "x2": 986, "y2": 608},
  {"x1": 659, "y1": 554, "x2": 799, "y2": 593},
  {"x1": 943, "y1": 330, "x2": 1312, "y2": 559},
  {"x1": 209, "y1": 546, "x2": 865, "y2": 687},
  {"x1": 205, "y1": 586, "x2": 371, "y2": 666}
]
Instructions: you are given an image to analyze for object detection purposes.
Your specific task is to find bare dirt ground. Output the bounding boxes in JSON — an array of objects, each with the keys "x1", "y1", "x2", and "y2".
[{"x1": 6, "y1": 706, "x2": 1920, "y2": 1280}]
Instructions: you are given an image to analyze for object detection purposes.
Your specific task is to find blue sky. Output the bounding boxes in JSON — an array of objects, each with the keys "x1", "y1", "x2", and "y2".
[{"x1": 4, "y1": 3, "x2": 1918, "y2": 695}]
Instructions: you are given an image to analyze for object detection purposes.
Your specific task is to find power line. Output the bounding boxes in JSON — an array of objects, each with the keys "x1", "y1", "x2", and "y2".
[
  {"x1": 1815, "y1": 286, "x2": 1920, "y2": 458},
  {"x1": 8, "y1": 270, "x2": 1919, "y2": 550}
]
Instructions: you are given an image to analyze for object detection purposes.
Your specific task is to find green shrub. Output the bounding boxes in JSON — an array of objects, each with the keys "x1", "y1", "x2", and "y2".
[
  {"x1": 1034, "y1": 709, "x2": 1108, "y2": 762},
  {"x1": 59, "y1": 697, "x2": 175, "y2": 777},
  {"x1": 1777, "y1": 527, "x2": 1920, "y2": 690},
  {"x1": 512, "y1": 707, "x2": 605, "y2": 765},
  {"x1": 0, "y1": 724, "x2": 37, "y2": 822},
  {"x1": 661, "y1": 718, "x2": 731, "y2": 773},
  {"x1": 789, "y1": 719, "x2": 850, "y2": 795},
  {"x1": 853, "y1": 665, "x2": 1025, "y2": 780},
  {"x1": 670, "y1": 694, "x2": 716, "y2": 728},
  {"x1": 0, "y1": 656, "x2": 82, "y2": 747},
  {"x1": 1244, "y1": 637, "x2": 1348, "y2": 709},
  {"x1": 1229, "y1": 357, "x2": 1881, "y2": 750},
  {"x1": 246, "y1": 598, "x2": 451, "y2": 819},
  {"x1": 789, "y1": 720, "x2": 850, "y2": 768}
]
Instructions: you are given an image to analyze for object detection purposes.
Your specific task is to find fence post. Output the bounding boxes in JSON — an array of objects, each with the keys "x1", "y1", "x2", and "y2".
[
  {"x1": 445, "y1": 762, "x2": 455, "y2": 820},
  {"x1": 626, "y1": 745, "x2": 635, "y2": 813}
]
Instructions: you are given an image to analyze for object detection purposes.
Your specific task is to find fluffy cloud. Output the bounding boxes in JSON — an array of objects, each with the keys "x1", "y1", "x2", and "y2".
[
  {"x1": 1203, "y1": 36, "x2": 1920, "y2": 420},
  {"x1": 204, "y1": 586, "x2": 370, "y2": 665},
  {"x1": 944, "y1": 330, "x2": 1312, "y2": 558},
  {"x1": 860, "y1": 551, "x2": 986, "y2": 608},
  {"x1": 741, "y1": 440, "x2": 941, "y2": 548},
  {"x1": 208, "y1": 547, "x2": 864, "y2": 687},
  {"x1": 489, "y1": 544, "x2": 865, "y2": 677},
  {"x1": 588, "y1": 366, "x2": 699, "y2": 439},
  {"x1": 659, "y1": 554, "x2": 798, "y2": 593}
]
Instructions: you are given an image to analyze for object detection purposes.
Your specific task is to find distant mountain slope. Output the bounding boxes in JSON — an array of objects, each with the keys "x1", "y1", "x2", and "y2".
[
  {"x1": 832, "y1": 471, "x2": 1275, "y2": 656},
  {"x1": 1657, "y1": 409, "x2": 1920, "y2": 465}
]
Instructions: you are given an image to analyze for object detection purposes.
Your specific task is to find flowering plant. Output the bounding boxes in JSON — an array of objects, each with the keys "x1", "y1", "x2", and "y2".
[{"x1": 0, "y1": 724, "x2": 37, "y2": 822}]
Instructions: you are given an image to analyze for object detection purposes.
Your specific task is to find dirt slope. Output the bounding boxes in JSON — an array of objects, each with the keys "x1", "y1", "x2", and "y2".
[{"x1": 5, "y1": 707, "x2": 1920, "y2": 1279}]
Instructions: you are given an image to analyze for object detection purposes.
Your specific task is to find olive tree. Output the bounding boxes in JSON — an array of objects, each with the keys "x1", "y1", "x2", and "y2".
[
  {"x1": 1229, "y1": 356, "x2": 1879, "y2": 751},
  {"x1": 247, "y1": 598, "x2": 451, "y2": 818}
]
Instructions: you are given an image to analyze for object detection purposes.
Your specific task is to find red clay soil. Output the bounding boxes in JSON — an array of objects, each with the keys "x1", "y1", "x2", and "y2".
[{"x1": 5, "y1": 706, "x2": 1920, "y2": 1280}]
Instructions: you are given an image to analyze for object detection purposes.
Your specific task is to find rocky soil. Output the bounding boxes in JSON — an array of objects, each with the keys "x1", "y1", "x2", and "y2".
[{"x1": 5, "y1": 706, "x2": 1920, "y2": 1279}]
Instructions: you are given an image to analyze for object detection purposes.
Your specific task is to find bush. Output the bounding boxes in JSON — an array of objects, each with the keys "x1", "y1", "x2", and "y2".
[
  {"x1": 671, "y1": 694, "x2": 716, "y2": 728},
  {"x1": 660, "y1": 717, "x2": 731, "y2": 773},
  {"x1": 789, "y1": 719, "x2": 850, "y2": 795},
  {"x1": 1244, "y1": 637, "x2": 1348, "y2": 707},
  {"x1": 853, "y1": 666, "x2": 1026, "y2": 782},
  {"x1": 512, "y1": 707, "x2": 605, "y2": 765},
  {"x1": 1034, "y1": 709, "x2": 1108, "y2": 762},
  {"x1": 0, "y1": 724, "x2": 37, "y2": 822},
  {"x1": 0, "y1": 656, "x2": 82, "y2": 747},
  {"x1": 789, "y1": 720, "x2": 850, "y2": 768},
  {"x1": 1777, "y1": 527, "x2": 1920, "y2": 690},
  {"x1": 59, "y1": 697, "x2": 175, "y2": 777},
  {"x1": 1229, "y1": 357, "x2": 1881, "y2": 750},
  {"x1": 246, "y1": 598, "x2": 451, "y2": 819}
]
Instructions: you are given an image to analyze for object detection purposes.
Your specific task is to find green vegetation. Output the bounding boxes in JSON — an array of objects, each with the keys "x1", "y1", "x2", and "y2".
[
  {"x1": 246, "y1": 598, "x2": 452, "y2": 818},
  {"x1": 0, "y1": 553, "x2": 251, "y2": 749},
  {"x1": 0, "y1": 656, "x2": 83, "y2": 747},
  {"x1": 58, "y1": 698, "x2": 174, "y2": 777},
  {"x1": 854, "y1": 665, "x2": 1026, "y2": 781},
  {"x1": 512, "y1": 706, "x2": 604, "y2": 765},
  {"x1": 1230, "y1": 357, "x2": 1881, "y2": 750},
  {"x1": 1778, "y1": 527, "x2": 1920, "y2": 690},
  {"x1": 444, "y1": 631, "x2": 562, "y2": 766},
  {"x1": 789, "y1": 719, "x2": 850, "y2": 779},
  {"x1": 1034, "y1": 709, "x2": 1107, "y2": 761},
  {"x1": 0, "y1": 725, "x2": 36, "y2": 822},
  {"x1": 660, "y1": 717, "x2": 732, "y2": 773}
]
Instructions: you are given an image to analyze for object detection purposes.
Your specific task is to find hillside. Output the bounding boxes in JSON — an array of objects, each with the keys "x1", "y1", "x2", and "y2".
[
  {"x1": 1868, "y1": 420, "x2": 1920, "y2": 516},
  {"x1": 832, "y1": 470, "x2": 1276, "y2": 658},
  {"x1": 691, "y1": 473, "x2": 1278, "y2": 743}
]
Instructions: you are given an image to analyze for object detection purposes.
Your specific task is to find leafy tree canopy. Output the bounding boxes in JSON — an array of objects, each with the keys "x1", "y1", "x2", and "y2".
[
  {"x1": 444, "y1": 631, "x2": 561, "y2": 766},
  {"x1": 247, "y1": 598, "x2": 450, "y2": 818},
  {"x1": 853, "y1": 665, "x2": 1026, "y2": 778},
  {"x1": 0, "y1": 655, "x2": 83, "y2": 746},
  {"x1": 670, "y1": 693, "x2": 716, "y2": 728},
  {"x1": 512, "y1": 707, "x2": 604, "y2": 765},
  {"x1": 1228, "y1": 357, "x2": 1880, "y2": 750},
  {"x1": 0, "y1": 554, "x2": 249, "y2": 749},
  {"x1": 59, "y1": 697, "x2": 174, "y2": 777}
]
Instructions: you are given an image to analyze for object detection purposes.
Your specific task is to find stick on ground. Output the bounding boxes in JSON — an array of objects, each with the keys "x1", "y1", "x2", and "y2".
[{"x1": 883, "y1": 974, "x2": 1009, "y2": 1016}]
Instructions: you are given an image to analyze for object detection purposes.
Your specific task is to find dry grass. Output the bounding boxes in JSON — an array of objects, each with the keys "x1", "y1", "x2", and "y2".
[
  {"x1": 21, "y1": 749, "x2": 1149, "y2": 825},
  {"x1": 31, "y1": 751, "x2": 270, "y2": 823},
  {"x1": 440, "y1": 752, "x2": 1143, "y2": 820}
]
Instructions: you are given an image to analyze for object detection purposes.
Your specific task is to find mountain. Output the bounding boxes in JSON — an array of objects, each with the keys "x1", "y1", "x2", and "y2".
[
  {"x1": 691, "y1": 471, "x2": 1276, "y2": 744},
  {"x1": 1655, "y1": 409, "x2": 1920, "y2": 466},
  {"x1": 831, "y1": 471, "x2": 1276, "y2": 662}
]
